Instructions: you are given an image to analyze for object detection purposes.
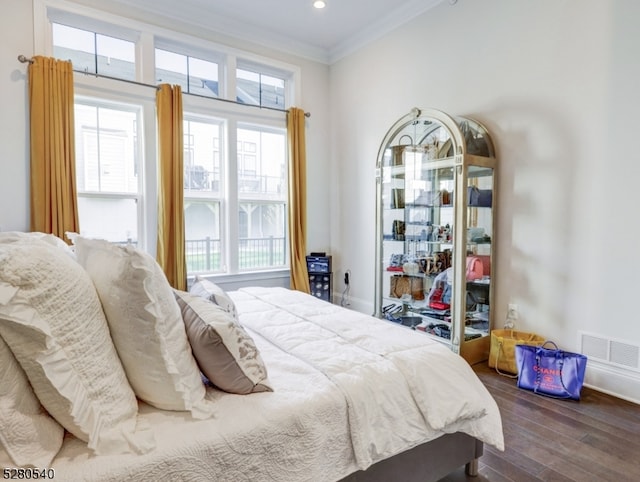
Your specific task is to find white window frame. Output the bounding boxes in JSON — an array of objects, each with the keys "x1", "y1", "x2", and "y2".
[
  {"x1": 72, "y1": 87, "x2": 157, "y2": 249},
  {"x1": 74, "y1": 97, "x2": 145, "y2": 246},
  {"x1": 34, "y1": 0, "x2": 300, "y2": 279},
  {"x1": 182, "y1": 112, "x2": 226, "y2": 273}
]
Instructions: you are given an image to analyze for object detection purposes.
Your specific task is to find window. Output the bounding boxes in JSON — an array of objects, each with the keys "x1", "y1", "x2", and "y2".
[
  {"x1": 183, "y1": 121, "x2": 288, "y2": 273},
  {"x1": 74, "y1": 100, "x2": 142, "y2": 244},
  {"x1": 236, "y1": 68, "x2": 285, "y2": 109},
  {"x1": 183, "y1": 117, "x2": 224, "y2": 272},
  {"x1": 156, "y1": 49, "x2": 219, "y2": 97},
  {"x1": 236, "y1": 126, "x2": 287, "y2": 270},
  {"x1": 52, "y1": 23, "x2": 135, "y2": 80},
  {"x1": 39, "y1": 2, "x2": 298, "y2": 277}
]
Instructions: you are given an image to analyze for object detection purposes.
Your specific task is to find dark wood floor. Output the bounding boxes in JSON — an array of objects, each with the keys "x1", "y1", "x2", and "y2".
[{"x1": 440, "y1": 362, "x2": 640, "y2": 482}]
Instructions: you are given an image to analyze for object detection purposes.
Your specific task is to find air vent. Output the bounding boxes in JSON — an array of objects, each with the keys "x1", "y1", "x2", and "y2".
[
  {"x1": 610, "y1": 341, "x2": 640, "y2": 369},
  {"x1": 582, "y1": 334, "x2": 608, "y2": 360},
  {"x1": 581, "y1": 332, "x2": 640, "y2": 371}
]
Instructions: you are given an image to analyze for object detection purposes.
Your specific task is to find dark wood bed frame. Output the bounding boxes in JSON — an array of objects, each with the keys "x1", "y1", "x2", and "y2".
[{"x1": 340, "y1": 433, "x2": 482, "y2": 481}]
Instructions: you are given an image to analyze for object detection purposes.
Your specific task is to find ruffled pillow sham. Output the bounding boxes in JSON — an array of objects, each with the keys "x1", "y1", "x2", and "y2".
[
  {"x1": 0, "y1": 241, "x2": 155, "y2": 456},
  {"x1": 72, "y1": 236, "x2": 214, "y2": 419}
]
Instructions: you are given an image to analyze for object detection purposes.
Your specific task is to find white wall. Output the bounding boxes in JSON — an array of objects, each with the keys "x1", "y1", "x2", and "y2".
[
  {"x1": 329, "y1": 0, "x2": 640, "y2": 401},
  {"x1": 0, "y1": 0, "x2": 33, "y2": 232}
]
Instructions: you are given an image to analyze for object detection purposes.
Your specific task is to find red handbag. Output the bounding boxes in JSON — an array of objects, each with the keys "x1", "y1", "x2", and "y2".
[{"x1": 428, "y1": 287, "x2": 450, "y2": 310}]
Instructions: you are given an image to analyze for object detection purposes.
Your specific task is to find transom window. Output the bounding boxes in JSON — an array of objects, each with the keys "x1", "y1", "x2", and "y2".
[
  {"x1": 237, "y1": 68, "x2": 286, "y2": 109},
  {"x1": 156, "y1": 49, "x2": 219, "y2": 98},
  {"x1": 52, "y1": 23, "x2": 135, "y2": 80}
]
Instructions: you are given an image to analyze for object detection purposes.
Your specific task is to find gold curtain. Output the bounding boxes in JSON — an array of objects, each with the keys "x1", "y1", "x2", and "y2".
[
  {"x1": 286, "y1": 107, "x2": 310, "y2": 293},
  {"x1": 156, "y1": 84, "x2": 186, "y2": 290},
  {"x1": 28, "y1": 56, "x2": 79, "y2": 239}
]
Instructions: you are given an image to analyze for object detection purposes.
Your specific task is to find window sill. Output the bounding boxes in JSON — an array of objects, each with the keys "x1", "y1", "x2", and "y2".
[{"x1": 188, "y1": 269, "x2": 290, "y2": 291}]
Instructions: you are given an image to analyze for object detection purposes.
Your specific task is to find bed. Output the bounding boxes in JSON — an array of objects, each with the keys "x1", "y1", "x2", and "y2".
[{"x1": 0, "y1": 234, "x2": 503, "y2": 482}]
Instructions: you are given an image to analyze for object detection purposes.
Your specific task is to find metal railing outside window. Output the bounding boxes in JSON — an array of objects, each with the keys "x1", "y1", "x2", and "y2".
[
  {"x1": 237, "y1": 236, "x2": 286, "y2": 269},
  {"x1": 185, "y1": 236, "x2": 286, "y2": 272},
  {"x1": 114, "y1": 236, "x2": 285, "y2": 272}
]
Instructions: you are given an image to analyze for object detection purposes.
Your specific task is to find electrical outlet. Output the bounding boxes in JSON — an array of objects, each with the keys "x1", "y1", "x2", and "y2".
[{"x1": 508, "y1": 303, "x2": 519, "y2": 320}]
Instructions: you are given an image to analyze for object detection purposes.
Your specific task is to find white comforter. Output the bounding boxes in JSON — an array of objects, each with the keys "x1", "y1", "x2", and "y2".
[{"x1": 51, "y1": 287, "x2": 503, "y2": 482}]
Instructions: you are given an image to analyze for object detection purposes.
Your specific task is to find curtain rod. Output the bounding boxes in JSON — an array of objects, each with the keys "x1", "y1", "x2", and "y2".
[{"x1": 18, "y1": 55, "x2": 310, "y2": 118}]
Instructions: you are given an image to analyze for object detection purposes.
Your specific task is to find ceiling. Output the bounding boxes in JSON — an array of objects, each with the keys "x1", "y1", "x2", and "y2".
[{"x1": 111, "y1": 0, "x2": 448, "y2": 64}]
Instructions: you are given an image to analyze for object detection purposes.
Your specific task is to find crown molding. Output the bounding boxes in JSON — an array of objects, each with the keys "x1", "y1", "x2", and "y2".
[
  {"x1": 72, "y1": 0, "x2": 445, "y2": 65},
  {"x1": 109, "y1": 0, "x2": 332, "y2": 63},
  {"x1": 329, "y1": 0, "x2": 445, "y2": 64}
]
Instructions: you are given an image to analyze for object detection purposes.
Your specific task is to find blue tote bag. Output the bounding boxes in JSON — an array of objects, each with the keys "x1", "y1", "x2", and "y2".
[{"x1": 515, "y1": 341, "x2": 587, "y2": 400}]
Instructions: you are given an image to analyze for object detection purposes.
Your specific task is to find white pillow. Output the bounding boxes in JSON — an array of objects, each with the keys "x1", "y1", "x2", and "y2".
[
  {"x1": 190, "y1": 275, "x2": 238, "y2": 321},
  {"x1": 0, "y1": 241, "x2": 155, "y2": 456},
  {"x1": 174, "y1": 290, "x2": 272, "y2": 394},
  {"x1": 0, "y1": 336, "x2": 63, "y2": 467},
  {"x1": 0, "y1": 231, "x2": 74, "y2": 257},
  {"x1": 73, "y1": 236, "x2": 213, "y2": 419}
]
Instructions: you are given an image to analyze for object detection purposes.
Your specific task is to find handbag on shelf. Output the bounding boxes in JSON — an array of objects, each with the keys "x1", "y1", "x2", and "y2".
[
  {"x1": 389, "y1": 275, "x2": 424, "y2": 301},
  {"x1": 488, "y1": 329, "x2": 545, "y2": 377},
  {"x1": 460, "y1": 121, "x2": 491, "y2": 157},
  {"x1": 392, "y1": 220, "x2": 405, "y2": 240},
  {"x1": 387, "y1": 253, "x2": 407, "y2": 271},
  {"x1": 429, "y1": 250, "x2": 451, "y2": 275},
  {"x1": 387, "y1": 134, "x2": 413, "y2": 166},
  {"x1": 467, "y1": 186, "x2": 492, "y2": 207},
  {"x1": 428, "y1": 287, "x2": 450, "y2": 311},
  {"x1": 426, "y1": 273, "x2": 451, "y2": 311},
  {"x1": 515, "y1": 341, "x2": 588, "y2": 400},
  {"x1": 465, "y1": 256, "x2": 484, "y2": 281},
  {"x1": 414, "y1": 189, "x2": 451, "y2": 207}
]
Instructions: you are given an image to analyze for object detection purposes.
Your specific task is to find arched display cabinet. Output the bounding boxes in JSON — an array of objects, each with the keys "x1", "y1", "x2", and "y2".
[{"x1": 374, "y1": 108, "x2": 497, "y2": 364}]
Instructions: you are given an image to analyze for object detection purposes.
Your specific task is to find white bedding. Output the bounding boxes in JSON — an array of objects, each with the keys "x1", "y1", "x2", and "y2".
[{"x1": 50, "y1": 287, "x2": 503, "y2": 482}]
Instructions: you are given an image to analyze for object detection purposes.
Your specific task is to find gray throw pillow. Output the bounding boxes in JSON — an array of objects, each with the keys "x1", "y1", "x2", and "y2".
[{"x1": 174, "y1": 290, "x2": 272, "y2": 395}]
